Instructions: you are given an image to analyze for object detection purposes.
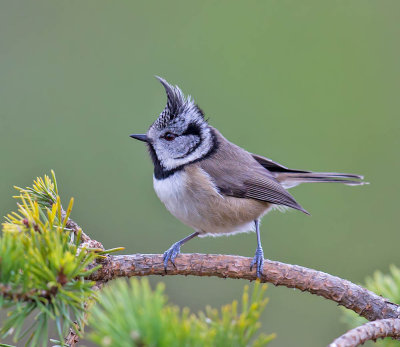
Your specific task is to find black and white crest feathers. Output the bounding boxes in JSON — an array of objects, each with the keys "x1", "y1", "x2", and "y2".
[
  {"x1": 144, "y1": 76, "x2": 216, "y2": 177},
  {"x1": 154, "y1": 76, "x2": 204, "y2": 129}
]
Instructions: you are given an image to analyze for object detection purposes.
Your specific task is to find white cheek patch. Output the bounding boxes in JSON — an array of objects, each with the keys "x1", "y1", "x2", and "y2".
[
  {"x1": 171, "y1": 135, "x2": 198, "y2": 154},
  {"x1": 174, "y1": 135, "x2": 200, "y2": 158},
  {"x1": 162, "y1": 127, "x2": 213, "y2": 170}
]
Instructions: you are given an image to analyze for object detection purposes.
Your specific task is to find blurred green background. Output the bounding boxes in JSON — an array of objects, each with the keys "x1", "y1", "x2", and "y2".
[{"x1": 1, "y1": 1, "x2": 399, "y2": 346}]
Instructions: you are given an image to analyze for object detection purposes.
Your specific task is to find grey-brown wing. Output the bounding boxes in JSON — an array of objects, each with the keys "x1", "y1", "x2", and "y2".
[
  {"x1": 199, "y1": 134, "x2": 308, "y2": 214},
  {"x1": 243, "y1": 174, "x2": 308, "y2": 213}
]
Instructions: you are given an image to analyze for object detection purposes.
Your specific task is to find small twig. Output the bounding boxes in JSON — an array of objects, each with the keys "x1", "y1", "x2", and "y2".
[
  {"x1": 63, "y1": 219, "x2": 105, "y2": 347},
  {"x1": 87, "y1": 253, "x2": 400, "y2": 322},
  {"x1": 61, "y1": 209, "x2": 93, "y2": 245},
  {"x1": 64, "y1": 282, "x2": 104, "y2": 347},
  {"x1": 64, "y1": 322, "x2": 80, "y2": 347},
  {"x1": 329, "y1": 318, "x2": 400, "y2": 347},
  {"x1": 0, "y1": 283, "x2": 58, "y2": 302}
]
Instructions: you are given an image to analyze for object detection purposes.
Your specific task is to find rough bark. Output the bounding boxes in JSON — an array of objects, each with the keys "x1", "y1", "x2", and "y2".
[
  {"x1": 329, "y1": 318, "x2": 400, "y2": 347},
  {"x1": 60, "y1": 217, "x2": 400, "y2": 347},
  {"x1": 88, "y1": 253, "x2": 400, "y2": 322}
]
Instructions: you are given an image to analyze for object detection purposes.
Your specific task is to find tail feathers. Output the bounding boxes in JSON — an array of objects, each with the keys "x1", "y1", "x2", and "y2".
[
  {"x1": 250, "y1": 153, "x2": 367, "y2": 188},
  {"x1": 277, "y1": 172, "x2": 367, "y2": 189}
]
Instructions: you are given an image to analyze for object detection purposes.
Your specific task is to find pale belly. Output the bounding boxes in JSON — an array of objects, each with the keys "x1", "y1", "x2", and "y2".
[{"x1": 153, "y1": 169, "x2": 271, "y2": 236}]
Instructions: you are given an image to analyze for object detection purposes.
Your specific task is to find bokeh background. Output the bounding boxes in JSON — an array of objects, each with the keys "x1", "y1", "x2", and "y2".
[{"x1": 1, "y1": 1, "x2": 399, "y2": 346}]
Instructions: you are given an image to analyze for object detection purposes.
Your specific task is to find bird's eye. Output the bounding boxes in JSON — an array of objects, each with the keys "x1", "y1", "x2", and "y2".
[{"x1": 163, "y1": 132, "x2": 177, "y2": 141}]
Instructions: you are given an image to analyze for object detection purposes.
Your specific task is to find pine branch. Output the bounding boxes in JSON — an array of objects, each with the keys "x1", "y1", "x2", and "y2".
[
  {"x1": 64, "y1": 282, "x2": 105, "y2": 347},
  {"x1": 63, "y1": 238, "x2": 105, "y2": 347},
  {"x1": 62, "y1": 209, "x2": 91, "y2": 244},
  {"x1": 87, "y1": 253, "x2": 400, "y2": 323},
  {"x1": 329, "y1": 318, "x2": 400, "y2": 347},
  {"x1": 3, "y1": 172, "x2": 398, "y2": 346}
]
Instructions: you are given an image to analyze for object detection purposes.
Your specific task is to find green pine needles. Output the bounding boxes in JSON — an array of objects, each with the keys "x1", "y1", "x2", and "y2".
[
  {"x1": 0, "y1": 171, "x2": 275, "y2": 347},
  {"x1": 0, "y1": 172, "x2": 100, "y2": 346},
  {"x1": 89, "y1": 278, "x2": 275, "y2": 347},
  {"x1": 4, "y1": 171, "x2": 399, "y2": 346}
]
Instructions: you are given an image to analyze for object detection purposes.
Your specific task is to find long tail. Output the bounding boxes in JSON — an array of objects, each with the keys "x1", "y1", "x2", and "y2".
[
  {"x1": 276, "y1": 172, "x2": 367, "y2": 189},
  {"x1": 251, "y1": 154, "x2": 366, "y2": 188}
]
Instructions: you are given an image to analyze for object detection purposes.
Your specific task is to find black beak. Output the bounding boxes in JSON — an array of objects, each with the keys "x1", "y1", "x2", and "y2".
[{"x1": 129, "y1": 134, "x2": 148, "y2": 142}]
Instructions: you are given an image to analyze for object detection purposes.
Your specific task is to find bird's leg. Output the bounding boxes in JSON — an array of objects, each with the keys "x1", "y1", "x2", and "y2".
[
  {"x1": 250, "y1": 219, "x2": 264, "y2": 278},
  {"x1": 163, "y1": 231, "x2": 199, "y2": 271}
]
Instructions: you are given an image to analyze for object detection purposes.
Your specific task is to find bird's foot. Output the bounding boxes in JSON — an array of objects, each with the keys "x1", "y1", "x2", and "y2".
[
  {"x1": 163, "y1": 242, "x2": 181, "y2": 271},
  {"x1": 250, "y1": 246, "x2": 265, "y2": 279}
]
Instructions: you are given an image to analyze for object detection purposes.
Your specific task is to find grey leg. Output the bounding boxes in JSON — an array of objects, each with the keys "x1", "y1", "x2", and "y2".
[
  {"x1": 250, "y1": 219, "x2": 264, "y2": 278},
  {"x1": 163, "y1": 231, "x2": 199, "y2": 270}
]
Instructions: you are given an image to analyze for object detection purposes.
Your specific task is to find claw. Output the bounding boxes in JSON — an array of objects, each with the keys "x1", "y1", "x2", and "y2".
[
  {"x1": 250, "y1": 247, "x2": 265, "y2": 279},
  {"x1": 163, "y1": 242, "x2": 181, "y2": 271}
]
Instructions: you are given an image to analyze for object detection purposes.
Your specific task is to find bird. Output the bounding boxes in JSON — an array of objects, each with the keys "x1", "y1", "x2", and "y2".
[{"x1": 130, "y1": 76, "x2": 365, "y2": 278}]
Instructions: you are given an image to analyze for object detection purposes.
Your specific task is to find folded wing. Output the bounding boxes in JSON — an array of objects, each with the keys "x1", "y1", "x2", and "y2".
[{"x1": 199, "y1": 131, "x2": 309, "y2": 214}]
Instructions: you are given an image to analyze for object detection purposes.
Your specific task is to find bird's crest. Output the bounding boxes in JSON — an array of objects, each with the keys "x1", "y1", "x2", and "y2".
[{"x1": 154, "y1": 76, "x2": 204, "y2": 129}]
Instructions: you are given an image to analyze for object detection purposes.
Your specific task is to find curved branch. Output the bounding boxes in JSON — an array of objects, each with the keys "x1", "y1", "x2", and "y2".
[
  {"x1": 63, "y1": 209, "x2": 97, "y2": 245},
  {"x1": 329, "y1": 318, "x2": 400, "y2": 347},
  {"x1": 88, "y1": 253, "x2": 400, "y2": 322}
]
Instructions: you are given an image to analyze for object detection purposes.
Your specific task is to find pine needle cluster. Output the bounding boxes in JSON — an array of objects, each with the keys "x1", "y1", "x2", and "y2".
[
  {"x1": 89, "y1": 278, "x2": 275, "y2": 347},
  {"x1": 0, "y1": 171, "x2": 275, "y2": 347},
  {"x1": 0, "y1": 172, "x2": 99, "y2": 346}
]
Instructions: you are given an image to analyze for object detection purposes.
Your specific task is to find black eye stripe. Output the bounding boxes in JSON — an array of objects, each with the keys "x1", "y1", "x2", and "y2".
[{"x1": 182, "y1": 122, "x2": 201, "y2": 136}]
